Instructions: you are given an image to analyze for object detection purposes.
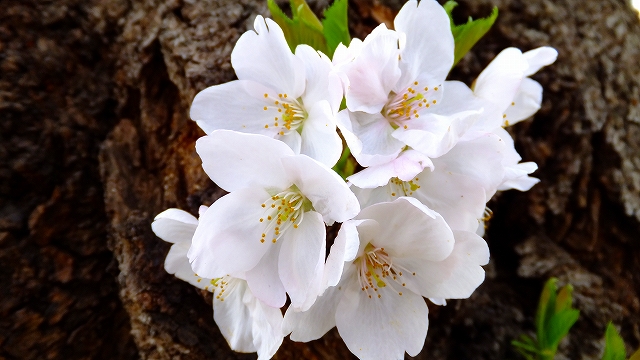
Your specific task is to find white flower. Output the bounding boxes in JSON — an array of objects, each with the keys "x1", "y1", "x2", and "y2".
[
  {"x1": 350, "y1": 132, "x2": 506, "y2": 232},
  {"x1": 335, "y1": 0, "x2": 479, "y2": 167},
  {"x1": 151, "y1": 207, "x2": 284, "y2": 360},
  {"x1": 188, "y1": 130, "x2": 360, "y2": 311},
  {"x1": 190, "y1": 15, "x2": 343, "y2": 167},
  {"x1": 465, "y1": 46, "x2": 558, "y2": 136},
  {"x1": 284, "y1": 198, "x2": 489, "y2": 360}
]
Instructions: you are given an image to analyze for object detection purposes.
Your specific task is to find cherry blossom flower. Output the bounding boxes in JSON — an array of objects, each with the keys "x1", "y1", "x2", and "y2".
[
  {"x1": 188, "y1": 130, "x2": 360, "y2": 311},
  {"x1": 335, "y1": 0, "x2": 481, "y2": 167},
  {"x1": 151, "y1": 207, "x2": 283, "y2": 360},
  {"x1": 190, "y1": 15, "x2": 343, "y2": 167},
  {"x1": 283, "y1": 198, "x2": 489, "y2": 359},
  {"x1": 349, "y1": 132, "x2": 506, "y2": 232}
]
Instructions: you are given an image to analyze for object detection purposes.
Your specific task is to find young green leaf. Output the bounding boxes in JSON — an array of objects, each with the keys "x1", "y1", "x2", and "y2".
[
  {"x1": 267, "y1": 0, "x2": 328, "y2": 53},
  {"x1": 545, "y1": 309, "x2": 580, "y2": 351},
  {"x1": 444, "y1": 2, "x2": 499, "y2": 67},
  {"x1": 602, "y1": 322, "x2": 626, "y2": 360},
  {"x1": 536, "y1": 278, "x2": 558, "y2": 349},
  {"x1": 321, "y1": 0, "x2": 350, "y2": 57}
]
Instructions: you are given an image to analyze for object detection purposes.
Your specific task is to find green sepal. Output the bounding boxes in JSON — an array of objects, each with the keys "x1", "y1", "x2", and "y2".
[{"x1": 444, "y1": 1, "x2": 498, "y2": 67}]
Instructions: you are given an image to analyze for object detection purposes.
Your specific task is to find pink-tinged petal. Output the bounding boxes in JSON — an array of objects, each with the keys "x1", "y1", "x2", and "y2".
[
  {"x1": 190, "y1": 80, "x2": 285, "y2": 136},
  {"x1": 394, "y1": 0, "x2": 454, "y2": 88},
  {"x1": 336, "y1": 281, "x2": 429, "y2": 359},
  {"x1": 152, "y1": 208, "x2": 198, "y2": 244},
  {"x1": 356, "y1": 197, "x2": 454, "y2": 262},
  {"x1": 323, "y1": 220, "x2": 368, "y2": 289},
  {"x1": 281, "y1": 155, "x2": 360, "y2": 224},
  {"x1": 344, "y1": 24, "x2": 401, "y2": 113},
  {"x1": 300, "y1": 100, "x2": 342, "y2": 167},
  {"x1": 188, "y1": 188, "x2": 271, "y2": 279},
  {"x1": 347, "y1": 150, "x2": 433, "y2": 188},
  {"x1": 246, "y1": 241, "x2": 287, "y2": 308},
  {"x1": 251, "y1": 298, "x2": 284, "y2": 360},
  {"x1": 412, "y1": 169, "x2": 487, "y2": 233},
  {"x1": 232, "y1": 16, "x2": 305, "y2": 97},
  {"x1": 400, "y1": 231, "x2": 489, "y2": 299},
  {"x1": 278, "y1": 211, "x2": 326, "y2": 311},
  {"x1": 196, "y1": 131, "x2": 293, "y2": 192},
  {"x1": 474, "y1": 47, "x2": 528, "y2": 112},
  {"x1": 213, "y1": 278, "x2": 257, "y2": 353},
  {"x1": 295, "y1": 45, "x2": 342, "y2": 113},
  {"x1": 503, "y1": 78, "x2": 543, "y2": 125},
  {"x1": 284, "y1": 268, "x2": 351, "y2": 342},
  {"x1": 337, "y1": 110, "x2": 404, "y2": 167},
  {"x1": 523, "y1": 46, "x2": 558, "y2": 76}
]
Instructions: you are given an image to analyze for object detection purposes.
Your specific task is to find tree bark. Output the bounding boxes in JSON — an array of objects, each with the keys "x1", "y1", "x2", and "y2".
[{"x1": 1, "y1": 0, "x2": 639, "y2": 359}]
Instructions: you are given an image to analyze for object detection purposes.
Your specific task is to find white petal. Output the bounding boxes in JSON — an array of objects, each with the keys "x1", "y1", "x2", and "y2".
[
  {"x1": 281, "y1": 155, "x2": 360, "y2": 224},
  {"x1": 278, "y1": 131, "x2": 302, "y2": 155},
  {"x1": 351, "y1": 184, "x2": 396, "y2": 209},
  {"x1": 394, "y1": 0, "x2": 454, "y2": 87},
  {"x1": 296, "y1": 45, "x2": 342, "y2": 113},
  {"x1": 347, "y1": 150, "x2": 433, "y2": 188},
  {"x1": 503, "y1": 78, "x2": 543, "y2": 125},
  {"x1": 152, "y1": 208, "x2": 198, "y2": 244},
  {"x1": 405, "y1": 230, "x2": 489, "y2": 299},
  {"x1": 412, "y1": 168, "x2": 487, "y2": 232},
  {"x1": 190, "y1": 80, "x2": 285, "y2": 136},
  {"x1": 246, "y1": 241, "x2": 287, "y2": 308},
  {"x1": 213, "y1": 278, "x2": 257, "y2": 353},
  {"x1": 431, "y1": 132, "x2": 506, "y2": 200},
  {"x1": 283, "y1": 270, "x2": 347, "y2": 342},
  {"x1": 232, "y1": 16, "x2": 305, "y2": 97},
  {"x1": 164, "y1": 242, "x2": 213, "y2": 290},
  {"x1": 356, "y1": 197, "x2": 454, "y2": 262},
  {"x1": 499, "y1": 162, "x2": 540, "y2": 191},
  {"x1": 336, "y1": 280, "x2": 429, "y2": 359},
  {"x1": 474, "y1": 47, "x2": 527, "y2": 112},
  {"x1": 323, "y1": 219, "x2": 367, "y2": 289},
  {"x1": 429, "y1": 298, "x2": 447, "y2": 306},
  {"x1": 300, "y1": 100, "x2": 342, "y2": 167},
  {"x1": 392, "y1": 108, "x2": 480, "y2": 158},
  {"x1": 278, "y1": 211, "x2": 326, "y2": 311},
  {"x1": 344, "y1": 24, "x2": 401, "y2": 113},
  {"x1": 523, "y1": 46, "x2": 558, "y2": 76},
  {"x1": 337, "y1": 110, "x2": 404, "y2": 167},
  {"x1": 251, "y1": 299, "x2": 284, "y2": 360},
  {"x1": 196, "y1": 131, "x2": 293, "y2": 192},
  {"x1": 188, "y1": 188, "x2": 271, "y2": 279}
]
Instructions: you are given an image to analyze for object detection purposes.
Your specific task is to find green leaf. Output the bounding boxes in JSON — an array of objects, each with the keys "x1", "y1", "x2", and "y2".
[
  {"x1": 545, "y1": 309, "x2": 580, "y2": 350},
  {"x1": 602, "y1": 322, "x2": 626, "y2": 360},
  {"x1": 321, "y1": 0, "x2": 350, "y2": 57},
  {"x1": 536, "y1": 278, "x2": 558, "y2": 349},
  {"x1": 267, "y1": 0, "x2": 328, "y2": 53},
  {"x1": 446, "y1": 4, "x2": 498, "y2": 67}
]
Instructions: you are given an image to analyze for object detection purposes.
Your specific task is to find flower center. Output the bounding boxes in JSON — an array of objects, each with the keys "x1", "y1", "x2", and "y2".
[
  {"x1": 356, "y1": 243, "x2": 416, "y2": 299},
  {"x1": 262, "y1": 92, "x2": 308, "y2": 136},
  {"x1": 388, "y1": 176, "x2": 421, "y2": 197},
  {"x1": 258, "y1": 185, "x2": 311, "y2": 244},
  {"x1": 382, "y1": 81, "x2": 440, "y2": 128}
]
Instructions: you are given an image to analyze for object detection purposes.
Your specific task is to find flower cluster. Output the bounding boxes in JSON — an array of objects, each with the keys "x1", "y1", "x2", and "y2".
[{"x1": 151, "y1": 0, "x2": 556, "y2": 359}]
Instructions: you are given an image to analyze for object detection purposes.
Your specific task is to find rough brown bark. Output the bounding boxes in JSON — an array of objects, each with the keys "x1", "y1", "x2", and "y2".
[{"x1": 1, "y1": 0, "x2": 639, "y2": 359}]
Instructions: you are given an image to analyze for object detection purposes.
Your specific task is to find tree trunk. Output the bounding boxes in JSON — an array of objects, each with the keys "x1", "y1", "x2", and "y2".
[{"x1": 2, "y1": 0, "x2": 639, "y2": 359}]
